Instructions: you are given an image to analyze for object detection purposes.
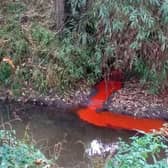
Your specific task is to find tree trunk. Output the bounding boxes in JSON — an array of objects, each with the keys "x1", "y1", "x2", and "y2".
[{"x1": 54, "y1": 0, "x2": 64, "y2": 32}]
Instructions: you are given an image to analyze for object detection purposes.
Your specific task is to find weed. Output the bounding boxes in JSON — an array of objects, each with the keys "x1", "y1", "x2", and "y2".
[
  {"x1": 106, "y1": 134, "x2": 168, "y2": 168},
  {"x1": 32, "y1": 68, "x2": 48, "y2": 93},
  {"x1": 0, "y1": 63, "x2": 12, "y2": 85},
  {"x1": 3, "y1": 1, "x2": 26, "y2": 15},
  {"x1": 2, "y1": 0, "x2": 168, "y2": 94},
  {"x1": 0, "y1": 130, "x2": 52, "y2": 167}
]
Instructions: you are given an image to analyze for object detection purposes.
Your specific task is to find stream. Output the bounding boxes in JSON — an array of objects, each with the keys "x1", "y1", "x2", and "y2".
[{"x1": 0, "y1": 102, "x2": 136, "y2": 168}]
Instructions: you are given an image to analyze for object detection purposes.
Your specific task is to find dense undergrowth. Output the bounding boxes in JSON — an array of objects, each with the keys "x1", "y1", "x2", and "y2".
[
  {"x1": 1, "y1": 0, "x2": 168, "y2": 95},
  {"x1": 68, "y1": 0, "x2": 168, "y2": 93},
  {"x1": 0, "y1": 0, "x2": 59, "y2": 95},
  {"x1": 0, "y1": 129, "x2": 53, "y2": 167},
  {"x1": 0, "y1": 129, "x2": 168, "y2": 168},
  {"x1": 0, "y1": 0, "x2": 101, "y2": 96},
  {"x1": 106, "y1": 134, "x2": 168, "y2": 168}
]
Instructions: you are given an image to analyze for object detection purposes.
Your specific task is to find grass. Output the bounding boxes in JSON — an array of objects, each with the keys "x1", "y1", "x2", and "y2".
[
  {"x1": 1, "y1": 0, "x2": 168, "y2": 97},
  {"x1": 0, "y1": 1, "x2": 60, "y2": 95},
  {"x1": 0, "y1": 0, "x2": 101, "y2": 98}
]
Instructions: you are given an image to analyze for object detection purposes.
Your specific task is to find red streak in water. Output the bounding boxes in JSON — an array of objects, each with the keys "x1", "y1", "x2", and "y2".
[{"x1": 77, "y1": 79, "x2": 166, "y2": 133}]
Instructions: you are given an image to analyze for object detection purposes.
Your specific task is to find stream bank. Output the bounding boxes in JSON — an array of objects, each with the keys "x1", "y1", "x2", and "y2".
[
  {"x1": 0, "y1": 102, "x2": 135, "y2": 168},
  {"x1": 0, "y1": 78, "x2": 168, "y2": 121}
]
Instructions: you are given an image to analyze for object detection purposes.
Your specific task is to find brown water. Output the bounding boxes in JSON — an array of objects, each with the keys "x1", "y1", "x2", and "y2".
[{"x1": 0, "y1": 103, "x2": 136, "y2": 168}]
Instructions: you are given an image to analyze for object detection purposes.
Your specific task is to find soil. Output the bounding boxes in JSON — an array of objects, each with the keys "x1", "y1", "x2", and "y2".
[
  {"x1": 0, "y1": 79, "x2": 168, "y2": 121},
  {"x1": 105, "y1": 79, "x2": 168, "y2": 120}
]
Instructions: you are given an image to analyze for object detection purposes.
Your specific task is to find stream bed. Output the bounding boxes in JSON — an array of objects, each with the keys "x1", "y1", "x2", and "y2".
[{"x1": 0, "y1": 103, "x2": 136, "y2": 168}]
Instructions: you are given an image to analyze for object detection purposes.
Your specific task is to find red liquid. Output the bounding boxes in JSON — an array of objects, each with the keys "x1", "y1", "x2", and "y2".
[{"x1": 77, "y1": 80, "x2": 166, "y2": 133}]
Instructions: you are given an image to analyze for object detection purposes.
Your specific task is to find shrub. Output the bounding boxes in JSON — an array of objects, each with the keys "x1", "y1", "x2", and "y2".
[
  {"x1": 63, "y1": 0, "x2": 168, "y2": 92},
  {"x1": 0, "y1": 1, "x2": 58, "y2": 93},
  {"x1": 0, "y1": 130, "x2": 52, "y2": 168},
  {"x1": 2, "y1": 0, "x2": 168, "y2": 93},
  {"x1": 57, "y1": 35, "x2": 101, "y2": 87},
  {"x1": 105, "y1": 134, "x2": 168, "y2": 168}
]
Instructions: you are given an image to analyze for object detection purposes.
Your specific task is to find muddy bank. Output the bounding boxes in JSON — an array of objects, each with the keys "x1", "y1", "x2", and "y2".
[
  {"x1": 105, "y1": 80, "x2": 168, "y2": 120},
  {"x1": 0, "y1": 79, "x2": 168, "y2": 121}
]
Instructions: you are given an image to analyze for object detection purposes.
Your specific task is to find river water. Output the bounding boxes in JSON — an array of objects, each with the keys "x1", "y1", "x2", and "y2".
[{"x1": 0, "y1": 103, "x2": 136, "y2": 168}]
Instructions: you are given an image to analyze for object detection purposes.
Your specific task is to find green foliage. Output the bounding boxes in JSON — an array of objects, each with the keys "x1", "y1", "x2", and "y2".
[
  {"x1": 32, "y1": 68, "x2": 48, "y2": 93},
  {"x1": 133, "y1": 58, "x2": 168, "y2": 93},
  {"x1": 2, "y1": 0, "x2": 168, "y2": 94},
  {"x1": 57, "y1": 35, "x2": 101, "y2": 87},
  {"x1": 0, "y1": 1, "x2": 29, "y2": 90},
  {"x1": 0, "y1": 19, "x2": 29, "y2": 63},
  {"x1": 4, "y1": 1, "x2": 26, "y2": 15},
  {"x1": 106, "y1": 134, "x2": 168, "y2": 168},
  {"x1": 31, "y1": 24, "x2": 55, "y2": 47},
  {"x1": 0, "y1": 130, "x2": 51, "y2": 168},
  {"x1": 65, "y1": 0, "x2": 168, "y2": 91},
  {"x1": 0, "y1": 1, "x2": 58, "y2": 93},
  {"x1": 0, "y1": 63, "x2": 13, "y2": 85}
]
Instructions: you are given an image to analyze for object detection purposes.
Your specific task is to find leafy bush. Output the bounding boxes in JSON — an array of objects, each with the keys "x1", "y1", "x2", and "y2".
[
  {"x1": 2, "y1": 0, "x2": 168, "y2": 94},
  {"x1": 31, "y1": 24, "x2": 55, "y2": 47},
  {"x1": 57, "y1": 35, "x2": 101, "y2": 87},
  {"x1": 133, "y1": 58, "x2": 168, "y2": 93},
  {"x1": 0, "y1": 130, "x2": 51, "y2": 168},
  {"x1": 64, "y1": 0, "x2": 168, "y2": 92},
  {"x1": 0, "y1": 1, "x2": 57, "y2": 92},
  {"x1": 106, "y1": 134, "x2": 168, "y2": 168}
]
